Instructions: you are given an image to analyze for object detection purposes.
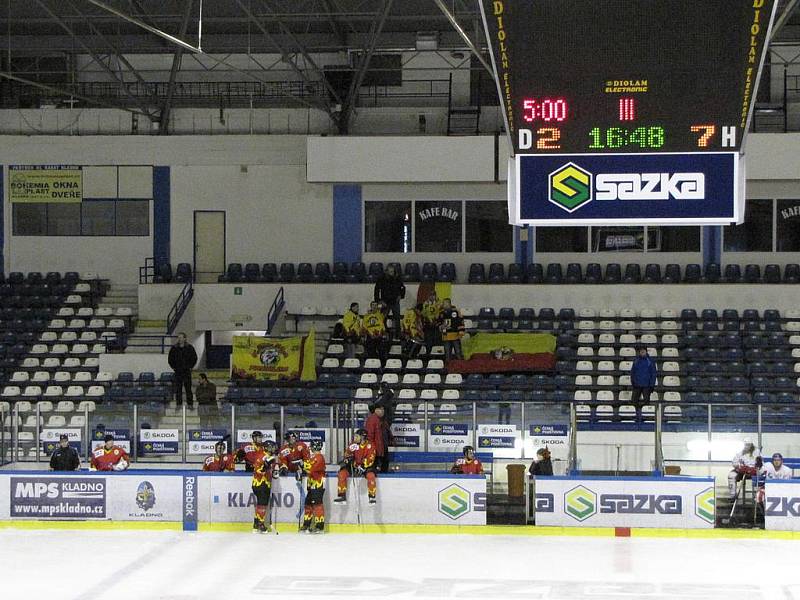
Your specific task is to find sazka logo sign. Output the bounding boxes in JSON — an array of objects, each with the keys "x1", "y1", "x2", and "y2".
[
  {"x1": 438, "y1": 484, "x2": 471, "y2": 520},
  {"x1": 549, "y1": 163, "x2": 592, "y2": 212},
  {"x1": 547, "y1": 162, "x2": 707, "y2": 213},
  {"x1": 695, "y1": 487, "x2": 715, "y2": 524}
]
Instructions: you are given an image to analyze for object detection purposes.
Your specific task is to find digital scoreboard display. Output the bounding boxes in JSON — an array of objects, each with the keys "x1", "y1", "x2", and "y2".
[{"x1": 481, "y1": 0, "x2": 777, "y2": 155}]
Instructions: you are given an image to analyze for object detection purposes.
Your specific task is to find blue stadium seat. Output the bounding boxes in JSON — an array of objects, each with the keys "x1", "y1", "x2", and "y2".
[
  {"x1": 367, "y1": 262, "x2": 384, "y2": 283},
  {"x1": 175, "y1": 263, "x2": 193, "y2": 283},
  {"x1": 784, "y1": 264, "x2": 800, "y2": 284},
  {"x1": 244, "y1": 263, "x2": 261, "y2": 283},
  {"x1": 764, "y1": 309, "x2": 781, "y2": 321},
  {"x1": 663, "y1": 264, "x2": 681, "y2": 284},
  {"x1": 724, "y1": 264, "x2": 742, "y2": 283},
  {"x1": 478, "y1": 307, "x2": 495, "y2": 318},
  {"x1": 349, "y1": 262, "x2": 366, "y2": 283},
  {"x1": 559, "y1": 308, "x2": 576, "y2": 321},
  {"x1": 261, "y1": 263, "x2": 277, "y2": 283},
  {"x1": 604, "y1": 263, "x2": 622, "y2": 284},
  {"x1": 279, "y1": 263, "x2": 295, "y2": 282},
  {"x1": 526, "y1": 263, "x2": 543, "y2": 283},
  {"x1": 585, "y1": 263, "x2": 603, "y2": 284},
  {"x1": 155, "y1": 263, "x2": 173, "y2": 283},
  {"x1": 499, "y1": 307, "x2": 515, "y2": 319},
  {"x1": 643, "y1": 263, "x2": 661, "y2": 284},
  {"x1": 623, "y1": 264, "x2": 641, "y2": 283},
  {"x1": 218, "y1": 263, "x2": 243, "y2": 283},
  {"x1": 477, "y1": 319, "x2": 495, "y2": 330},
  {"x1": 701, "y1": 309, "x2": 718, "y2": 321},
  {"x1": 705, "y1": 263, "x2": 722, "y2": 283},
  {"x1": 314, "y1": 263, "x2": 332, "y2": 283},
  {"x1": 764, "y1": 264, "x2": 781, "y2": 284},
  {"x1": 538, "y1": 308, "x2": 556, "y2": 320},
  {"x1": 743, "y1": 264, "x2": 761, "y2": 283},
  {"x1": 421, "y1": 263, "x2": 437, "y2": 282},
  {"x1": 468, "y1": 263, "x2": 486, "y2": 284},
  {"x1": 519, "y1": 307, "x2": 535, "y2": 320},
  {"x1": 332, "y1": 262, "x2": 349, "y2": 283},
  {"x1": 507, "y1": 263, "x2": 524, "y2": 284},
  {"x1": 403, "y1": 263, "x2": 420, "y2": 282},
  {"x1": 683, "y1": 264, "x2": 702, "y2": 283},
  {"x1": 440, "y1": 263, "x2": 456, "y2": 282},
  {"x1": 488, "y1": 263, "x2": 505, "y2": 284},
  {"x1": 297, "y1": 262, "x2": 317, "y2": 282},
  {"x1": 545, "y1": 263, "x2": 563, "y2": 284},
  {"x1": 565, "y1": 263, "x2": 583, "y2": 284}
]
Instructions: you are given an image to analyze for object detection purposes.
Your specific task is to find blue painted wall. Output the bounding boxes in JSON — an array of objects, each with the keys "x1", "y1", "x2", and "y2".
[
  {"x1": 153, "y1": 167, "x2": 171, "y2": 268},
  {"x1": 333, "y1": 184, "x2": 362, "y2": 264}
]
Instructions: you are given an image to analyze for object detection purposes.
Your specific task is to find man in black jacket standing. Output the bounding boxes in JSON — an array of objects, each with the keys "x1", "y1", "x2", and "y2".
[
  {"x1": 50, "y1": 434, "x2": 80, "y2": 471},
  {"x1": 374, "y1": 265, "x2": 405, "y2": 339},
  {"x1": 168, "y1": 332, "x2": 198, "y2": 408}
]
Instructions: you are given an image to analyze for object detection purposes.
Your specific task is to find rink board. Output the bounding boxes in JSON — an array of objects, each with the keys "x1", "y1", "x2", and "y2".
[
  {"x1": 765, "y1": 480, "x2": 800, "y2": 531},
  {"x1": 0, "y1": 470, "x2": 486, "y2": 529},
  {"x1": 534, "y1": 476, "x2": 716, "y2": 529}
]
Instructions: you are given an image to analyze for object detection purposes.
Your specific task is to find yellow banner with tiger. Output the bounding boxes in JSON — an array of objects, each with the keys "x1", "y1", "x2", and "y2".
[{"x1": 231, "y1": 330, "x2": 316, "y2": 381}]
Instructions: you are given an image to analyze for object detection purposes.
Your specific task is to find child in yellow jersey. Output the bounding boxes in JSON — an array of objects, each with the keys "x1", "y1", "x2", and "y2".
[
  {"x1": 362, "y1": 301, "x2": 389, "y2": 363},
  {"x1": 341, "y1": 302, "x2": 363, "y2": 358},
  {"x1": 421, "y1": 293, "x2": 442, "y2": 356},
  {"x1": 401, "y1": 304, "x2": 424, "y2": 358}
]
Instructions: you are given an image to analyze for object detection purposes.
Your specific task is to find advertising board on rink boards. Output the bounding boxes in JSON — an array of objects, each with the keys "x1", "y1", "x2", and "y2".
[
  {"x1": 0, "y1": 471, "x2": 487, "y2": 527},
  {"x1": 535, "y1": 477, "x2": 716, "y2": 528},
  {"x1": 200, "y1": 474, "x2": 487, "y2": 526},
  {"x1": 764, "y1": 481, "x2": 800, "y2": 531}
]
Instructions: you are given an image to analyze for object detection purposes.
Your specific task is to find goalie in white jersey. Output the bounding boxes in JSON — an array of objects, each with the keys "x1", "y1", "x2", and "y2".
[{"x1": 757, "y1": 453, "x2": 793, "y2": 503}]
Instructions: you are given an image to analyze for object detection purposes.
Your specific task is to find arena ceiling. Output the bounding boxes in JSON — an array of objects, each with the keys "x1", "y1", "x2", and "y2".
[{"x1": 0, "y1": 0, "x2": 798, "y2": 130}]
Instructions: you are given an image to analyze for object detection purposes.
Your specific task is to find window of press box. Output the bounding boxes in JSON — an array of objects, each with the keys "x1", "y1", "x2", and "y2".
[
  {"x1": 364, "y1": 201, "x2": 411, "y2": 252},
  {"x1": 414, "y1": 200, "x2": 463, "y2": 253},
  {"x1": 654, "y1": 226, "x2": 701, "y2": 252},
  {"x1": 12, "y1": 200, "x2": 150, "y2": 236},
  {"x1": 465, "y1": 201, "x2": 513, "y2": 252},
  {"x1": 723, "y1": 199, "x2": 773, "y2": 252},
  {"x1": 592, "y1": 227, "x2": 646, "y2": 252},
  {"x1": 776, "y1": 200, "x2": 800, "y2": 252},
  {"x1": 535, "y1": 226, "x2": 588, "y2": 252},
  {"x1": 115, "y1": 200, "x2": 150, "y2": 236}
]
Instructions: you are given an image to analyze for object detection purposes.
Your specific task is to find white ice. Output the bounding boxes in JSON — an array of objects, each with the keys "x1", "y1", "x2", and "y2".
[{"x1": 2, "y1": 529, "x2": 800, "y2": 600}]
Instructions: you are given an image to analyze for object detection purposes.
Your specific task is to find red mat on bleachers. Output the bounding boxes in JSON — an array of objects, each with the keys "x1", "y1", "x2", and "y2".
[{"x1": 447, "y1": 352, "x2": 556, "y2": 374}]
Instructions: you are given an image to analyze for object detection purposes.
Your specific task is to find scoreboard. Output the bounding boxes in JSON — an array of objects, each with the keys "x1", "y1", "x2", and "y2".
[{"x1": 480, "y1": 0, "x2": 778, "y2": 225}]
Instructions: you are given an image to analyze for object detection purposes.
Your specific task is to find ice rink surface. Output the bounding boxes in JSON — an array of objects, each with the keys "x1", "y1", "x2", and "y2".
[{"x1": 3, "y1": 529, "x2": 800, "y2": 600}]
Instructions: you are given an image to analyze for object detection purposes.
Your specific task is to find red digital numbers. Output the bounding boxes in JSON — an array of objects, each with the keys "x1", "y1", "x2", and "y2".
[
  {"x1": 619, "y1": 97, "x2": 635, "y2": 121},
  {"x1": 522, "y1": 98, "x2": 567, "y2": 123}
]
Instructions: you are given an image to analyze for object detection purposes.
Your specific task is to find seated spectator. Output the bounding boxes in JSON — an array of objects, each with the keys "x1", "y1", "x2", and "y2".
[
  {"x1": 439, "y1": 298, "x2": 465, "y2": 361},
  {"x1": 450, "y1": 445, "x2": 483, "y2": 474},
  {"x1": 195, "y1": 373, "x2": 217, "y2": 405},
  {"x1": 757, "y1": 452, "x2": 793, "y2": 503},
  {"x1": 401, "y1": 304, "x2": 424, "y2": 358},
  {"x1": 363, "y1": 301, "x2": 389, "y2": 363},
  {"x1": 529, "y1": 447, "x2": 553, "y2": 477},
  {"x1": 341, "y1": 302, "x2": 363, "y2": 358},
  {"x1": 50, "y1": 434, "x2": 80, "y2": 471},
  {"x1": 728, "y1": 439, "x2": 761, "y2": 498}
]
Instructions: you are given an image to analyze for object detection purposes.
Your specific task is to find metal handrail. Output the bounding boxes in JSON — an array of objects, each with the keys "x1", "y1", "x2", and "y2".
[
  {"x1": 167, "y1": 280, "x2": 194, "y2": 335},
  {"x1": 266, "y1": 286, "x2": 285, "y2": 335}
]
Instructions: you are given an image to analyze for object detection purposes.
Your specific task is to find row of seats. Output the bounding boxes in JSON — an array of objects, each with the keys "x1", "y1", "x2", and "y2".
[
  {"x1": 472, "y1": 307, "x2": 790, "y2": 321},
  {"x1": 153, "y1": 262, "x2": 800, "y2": 285},
  {"x1": 0, "y1": 400, "x2": 96, "y2": 414},
  {"x1": 470, "y1": 263, "x2": 799, "y2": 284},
  {"x1": 2, "y1": 385, "x2": 106, "y2": 399},
  {"x1": 0, "y1": 272, "x2": 86, "y2": 286},
  {"x1": 217, "y1": 261, "x2": 457, "y2": 284}
]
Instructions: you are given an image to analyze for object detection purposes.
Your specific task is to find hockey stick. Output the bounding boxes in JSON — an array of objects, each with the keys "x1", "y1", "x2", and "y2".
[
  {"x1": 296, "y1": 472, "x2": 306, "y2": 532},
  {"x1": 353, "y1": 470, "x2": 362, "y2": 526},
  {"x1": 267, "y1": 476, "x2": 279, "y2": 535}
]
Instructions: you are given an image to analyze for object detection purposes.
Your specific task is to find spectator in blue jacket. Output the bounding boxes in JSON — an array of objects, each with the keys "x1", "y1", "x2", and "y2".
[{"x1": 630, "y1": 346, "x2": 657, "y2": 405}]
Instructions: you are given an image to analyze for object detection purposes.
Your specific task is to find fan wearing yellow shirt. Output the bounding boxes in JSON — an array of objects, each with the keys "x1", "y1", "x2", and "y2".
[
  {"x1": 401, "y1": 304, "x2": 425, "y2": 358},
  {"x1": 421, "y1": 293, "x2": 442, "y2": 356},
  {"x1": 362, "y1": 301, "x2": 389, "y2": 363},
  {"x1": 341, "y1": 302, "x2": 363, "y2": 358}
]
